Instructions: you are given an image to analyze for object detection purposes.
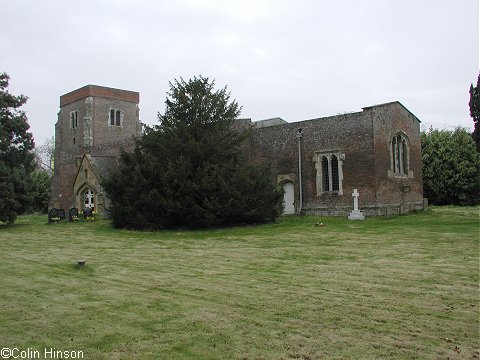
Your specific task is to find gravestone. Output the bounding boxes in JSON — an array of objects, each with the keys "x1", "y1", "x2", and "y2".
[
  {"x1": 348, "y1": 188, "x2": 365, "y2": 220},
  {"x1": 68, "y1": 207, "x2": 79, "y2": 221},
  {"x1": 83, "y1": 207, "x2": 93, "y2": 219},
  {"x1": 48, "y1": 208, "x2": 59, "y2": 223}
]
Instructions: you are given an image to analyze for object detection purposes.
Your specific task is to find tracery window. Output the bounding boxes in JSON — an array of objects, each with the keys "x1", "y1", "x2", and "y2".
[
  {"x1": 314, "y1": 152, "x2": 344, "y2": 195},
  {"x1": 390, "y1": 133, "x2": 410, "y2": 177}
]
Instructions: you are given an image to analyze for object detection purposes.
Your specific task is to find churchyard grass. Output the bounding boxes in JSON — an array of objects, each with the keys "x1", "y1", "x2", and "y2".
[{"x1": 0, "y1": 207, "x2": 478, "y2": 359}]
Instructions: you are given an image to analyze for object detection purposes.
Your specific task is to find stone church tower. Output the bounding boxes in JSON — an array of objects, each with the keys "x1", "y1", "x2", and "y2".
[{"x1": 50, "y1": 85, "x2": 142, "y2": 215}]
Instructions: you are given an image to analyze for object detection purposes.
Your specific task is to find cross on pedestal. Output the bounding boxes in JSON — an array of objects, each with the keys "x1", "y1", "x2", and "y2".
[
  {"x1": 348, "y1": 188, "x2": 365, "y2": 220},
  {"x1": 352, "y1": 188, "x2": 359, "y2": 211}
]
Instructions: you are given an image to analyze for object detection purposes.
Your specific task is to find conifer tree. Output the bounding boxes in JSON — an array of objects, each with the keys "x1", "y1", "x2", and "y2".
[
  {"x1": 0, "y1": 72, "x2": 35, "y2": 223},
  {"x1": 104, "y1": 76, "x2": 283, "y2": 229},
  {"x1": 469, "y1": 73, "x2": 480, "y2": 152}
]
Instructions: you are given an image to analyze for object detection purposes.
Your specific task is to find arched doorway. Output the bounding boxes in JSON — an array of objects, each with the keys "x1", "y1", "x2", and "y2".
[
  {"x1": 84, "y1": 189, "x2": 95, "y2": 210},
  {"x1": 283, "y1": 182, "x2": 295, "y2": 214}
]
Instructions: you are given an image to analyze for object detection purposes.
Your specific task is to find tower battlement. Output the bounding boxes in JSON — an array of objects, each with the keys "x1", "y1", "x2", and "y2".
[{"x1": 60, "y1": 85, "x2": 139, "y2": 107}]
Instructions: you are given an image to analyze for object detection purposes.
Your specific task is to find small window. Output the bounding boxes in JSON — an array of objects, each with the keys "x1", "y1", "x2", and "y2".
[
  {"x1": 73, "y1": 137, "x2": 75, "y2": 145},
  {"x1": 115, "y1": 110, "x2": 121, "y2": 126},
  {"x1": 70, "y1": 111, "x2": 78, "y2": 128},
  {"x1": 109, "y1": 108, "x2": 122, "y2": 127}
]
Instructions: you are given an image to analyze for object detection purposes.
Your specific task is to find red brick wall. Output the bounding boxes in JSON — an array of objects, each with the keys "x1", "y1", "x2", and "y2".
[
  {"x1": 370, "y1": 102, "x2": 424, "y2": 215},
  {"x1": 250, "y1": 111, "x2": 377, "y2": 215},
  {"x1": 249, "y1": 102, "x2": 424, "y2": 215}
]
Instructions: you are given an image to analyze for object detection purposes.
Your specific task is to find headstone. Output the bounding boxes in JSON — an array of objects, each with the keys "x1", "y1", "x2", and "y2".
[
  {"x1": 48, "y1": 208, "x2": 59, "y2": 223},
  {"x1": 68, "y1": 207, "x2": 79, "y2": 221},
  {"x1": 83, "y1": 207, "x2": 93, "y2": 219},
  {"x1": 348, "y1": 188, "x2": 365, "y2": 220},
  {"x1": 423, "y1": 198, "x2": 428, "y2": 211}
]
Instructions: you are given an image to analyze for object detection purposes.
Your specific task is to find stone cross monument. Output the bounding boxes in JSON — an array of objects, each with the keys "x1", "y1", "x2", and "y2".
[{"x1": 348, "y1": 188, "x2": 365, "y2": 220}]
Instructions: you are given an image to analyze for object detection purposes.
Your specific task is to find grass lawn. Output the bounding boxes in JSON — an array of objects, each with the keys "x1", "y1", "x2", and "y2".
[{"x1": 0, "y1": 207, "x2": 478, "y2": 359}]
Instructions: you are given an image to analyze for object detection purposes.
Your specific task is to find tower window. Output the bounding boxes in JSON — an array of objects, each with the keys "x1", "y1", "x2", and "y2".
[
  {"x1": 109, "y1": 108, "x2": 123, "y2": 127},
  {"x1": 70, "y1": 111, "x2": 78, "y2": 128}
]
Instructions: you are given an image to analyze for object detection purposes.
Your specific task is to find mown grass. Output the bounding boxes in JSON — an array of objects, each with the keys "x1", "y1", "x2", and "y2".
[{"x1": 0, "y1": 207, "x2": 478, "y2": 359}]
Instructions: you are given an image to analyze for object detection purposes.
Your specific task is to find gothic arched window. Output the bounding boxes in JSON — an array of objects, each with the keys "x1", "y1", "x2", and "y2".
[
  {"x1": 314, "y1": 152, "x2": 344, "y2": 195},
  {"x1": 390, "y1": 132, "x2": 410, "y2": 176}
]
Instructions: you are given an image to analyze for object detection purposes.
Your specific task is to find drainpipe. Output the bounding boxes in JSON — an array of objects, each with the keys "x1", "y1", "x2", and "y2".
[{"x1": 296, "y1": 128, "x2": 303, "y2": 214}]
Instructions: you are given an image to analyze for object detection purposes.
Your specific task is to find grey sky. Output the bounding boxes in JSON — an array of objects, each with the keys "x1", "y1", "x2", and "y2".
[{"x1": 1, "y1": 0, "x2": 478, "y2": 145}]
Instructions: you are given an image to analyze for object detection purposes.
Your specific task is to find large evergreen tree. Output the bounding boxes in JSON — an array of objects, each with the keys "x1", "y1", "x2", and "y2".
[
  {"x1": 104, "y1": 76, "x2": 283, "y2": 230},
  {"x1": 422, "y1": 127, "x2": 480, "y2": 205},
  {"x1": 0, "y1": 72, "x2": 34, "y2": 223},
  {"x1": 469, "y1": 73, "x2": 480, "y2": 152}
]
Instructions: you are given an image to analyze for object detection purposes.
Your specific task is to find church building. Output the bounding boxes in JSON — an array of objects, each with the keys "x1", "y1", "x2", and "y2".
[{"x1": 50, "y1": 85, "x2": 425, "y2": 218}]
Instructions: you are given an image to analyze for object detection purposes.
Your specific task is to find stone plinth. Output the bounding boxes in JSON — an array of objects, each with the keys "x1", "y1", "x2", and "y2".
[{"x1": 348, "y1": 209, "x2": 365, "y2": 220}]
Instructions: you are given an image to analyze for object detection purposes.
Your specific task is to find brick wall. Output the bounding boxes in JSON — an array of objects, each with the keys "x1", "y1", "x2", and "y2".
[
  {"x1": 249, "y1": 102, "x2": 424, "y2": 215},
  {"x1": 91, "y1": 97, "x2": 142, "y2": 146},
  {"x1": 60, "y1": 85, "x2": 139, "y2": 107},
  {"x1": 250, "y1": 111, "x2": 377, "y2": 215},
  {"x1": 369, "y1": 102, "x2": 424, "y2": 215}
]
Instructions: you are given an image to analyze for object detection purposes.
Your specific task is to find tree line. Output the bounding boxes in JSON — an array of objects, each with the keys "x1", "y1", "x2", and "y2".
[{"x1": 421, "y1": 74, "x2": 480, "y2": 206}]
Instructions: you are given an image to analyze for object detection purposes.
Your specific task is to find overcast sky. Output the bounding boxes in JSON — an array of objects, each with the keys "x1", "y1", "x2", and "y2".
[{"x1": 1, "y1": 0, "x2": 478, "y2": 145}]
